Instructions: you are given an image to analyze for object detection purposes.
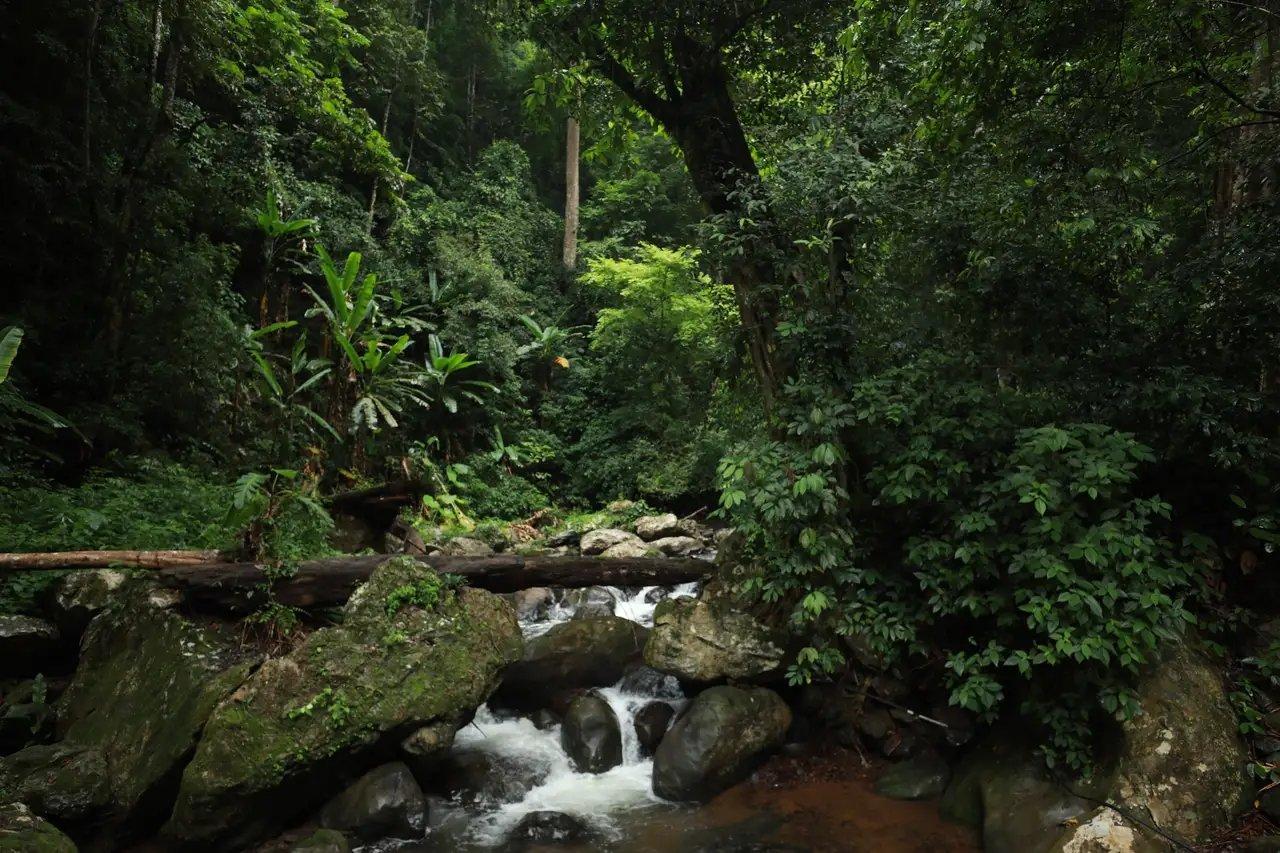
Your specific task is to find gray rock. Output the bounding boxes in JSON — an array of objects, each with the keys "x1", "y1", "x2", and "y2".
[
  {"x1": 648, "y1": 536, "x2": 703, "y2": 557},
  {"x1": 580, "y1": 529, "x2": 641, "y2": 555},
  {"x1": 0, "y1": 616, "x2": 60, "y2": 677},
  {"x1": 440, "y1": 536, "x2": 493, "y2": 556},
  {"x1": 496, "y1": 617, "x2": 648, "y2": 711},
  {"x1": 508, "y1": 810, "x2": 591, "y2": 845},
  {"x1": 635, "y1": 514, "x2": 681, "y2": 541},
  {"x1": 561, "y1": 693, "x2": 622, "y2": 773},
  {"x1": 634, "y1": 701, "x2": 675, "y2": 757},
  {"x1": 1052, "y1": 641, "x2": 1251, "y2": 851},
  {"x1": 644, "y1": 585, "x2": 784, "y2": 683},
  {"x1": 546, "y1": 531, "x2": 581, "y2": 548},
  {"x1": 874, "y1": 754, "x2": 951, "y2": 800},
  {"x1": 530, "y1": 709, "x2": 560, "y2": 730},
  {"x1": 618, "y1": 665, "x2": 683, "y2": 699},
  {"x1": 289, "y1": 828, "x2": 351, "y2": 853},
  {"x1": 441, "y1": 750, "x2": 550, "y2": 805},
  {"x1": 652, "y1": 685, "x2": 791, "y2": 801},
  {"x1": 49, "y1": 569, "x2": 128, "y2": 639},
  {"x1": 400, "y1": 721, "x2": 456, "y2": 780},
  {"x1": 318, "y1": 761, "x2": 425, "y2": 841},
  {"x1": 0, "y1": 801, "x2": 77, "y2": 852},
  {"x1": 600, "y1": 539, "x2": 656, "y2": 559},
  {"x1": 509, "y1": 587, "x2": 554, "y2": 621}
]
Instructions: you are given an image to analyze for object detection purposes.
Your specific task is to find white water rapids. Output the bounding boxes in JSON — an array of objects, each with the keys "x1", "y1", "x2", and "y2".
[{"x1": 413, "y1": 581, "x2": 699, "y2": 849}]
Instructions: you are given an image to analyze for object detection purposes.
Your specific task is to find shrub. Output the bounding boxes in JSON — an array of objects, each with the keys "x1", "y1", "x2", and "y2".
[{"x1": 717, "y1": 356, "x2": 1201, "y2": 768}]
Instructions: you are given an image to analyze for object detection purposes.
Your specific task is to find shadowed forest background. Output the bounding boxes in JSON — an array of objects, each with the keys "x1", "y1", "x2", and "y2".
[{"x1": 2, "y1": 0, "x2": 1279, "y2": 780}]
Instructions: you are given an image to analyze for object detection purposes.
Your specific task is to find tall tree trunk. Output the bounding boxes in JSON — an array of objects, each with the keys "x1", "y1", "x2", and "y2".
[{"x1": 562, "y1": 115, "x2": 581, "y2": 270}]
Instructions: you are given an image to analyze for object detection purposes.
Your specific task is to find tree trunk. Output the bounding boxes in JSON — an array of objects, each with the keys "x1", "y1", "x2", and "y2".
[
  {"x1": 0, "y1": 550, "x2": 223, "y2": 571},
  {"x1": 562, "y1": 115, "x2": 581, "y2": 270}
]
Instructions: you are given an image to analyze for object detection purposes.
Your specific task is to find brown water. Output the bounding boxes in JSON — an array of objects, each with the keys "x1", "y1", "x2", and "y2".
[{"x1": 517, "y1": 748, "x2": 979, "y2": 853}]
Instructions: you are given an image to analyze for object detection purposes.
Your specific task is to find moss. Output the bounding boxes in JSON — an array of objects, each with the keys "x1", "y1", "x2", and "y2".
[
  {"x1": 165, "y1": 557, "x2": 522, "y2": 850},
  {"x1": 0, "y1": 803, "x2": 76, "y2": 853}
]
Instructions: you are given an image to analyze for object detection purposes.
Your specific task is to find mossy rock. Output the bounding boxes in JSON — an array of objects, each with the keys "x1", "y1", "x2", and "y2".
[
  {"x1": 494, "y1": 616, "x2": 648, "y2": 711},
  {"x1": 0, "y1": 802, "x2": 76, "y2": 852},
  {"x1": 0, "y1": 588, "x2": 255, "y2": 845},
  {"x1": 644, "y1": 584, "x2": 784, "y2": 683},
  {"x1": 164, "y1": 557, "x2": 522, "y2": 850}
]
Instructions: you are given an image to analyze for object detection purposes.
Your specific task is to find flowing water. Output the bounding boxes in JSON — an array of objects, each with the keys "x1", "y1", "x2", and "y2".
[{"x1": 369, "y1": 580, "x2": 978, "y2": 853}]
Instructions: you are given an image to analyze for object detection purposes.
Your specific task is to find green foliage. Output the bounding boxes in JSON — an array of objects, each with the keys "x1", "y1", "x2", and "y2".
[
  {"x1": 384, "y1": 571, "x2": 460, "y2": 617},
  {"x1": 719, "y1": 357, "x2": 1202, "y2": 768}
]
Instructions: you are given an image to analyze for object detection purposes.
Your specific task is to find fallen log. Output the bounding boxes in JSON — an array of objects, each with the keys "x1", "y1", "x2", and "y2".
[
  {"x1": 158, "y1": 554, "x2": 710, "y2": 611},
  {"x1": 0, "y1": 550, "x2": 224, "y2": 572}
]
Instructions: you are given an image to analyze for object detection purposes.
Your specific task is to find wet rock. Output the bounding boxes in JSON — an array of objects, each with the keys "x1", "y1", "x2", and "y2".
[
  {"x1": 0, "y1": 588, "x2": 256, "y2": 843},
  {"x1": 441, "y1": 751, "x2": 550, "y2": 805},
  {"x1": 635, "y1": 514, "x2": 681, "y2": 541},
  {"x1": 530, "y1": 709, "x2": 560, "y2": 731},
  {"x1": 0, "y1": 801, "x2": 76, "y2": 852},
  {"x1": 163, "y1": 557, "x2": 523, "y2": 850},
  {"x1": 618, "y1": 665, "x2": 683, "y2": 699},
  {"x1": 601, "y1": 539, "x2": 656, "y2": 559},
  {"x1": 940, "y1": 734, "x2": 1109, "y2": 853},
  {"x1": 563, "y1": 587, "x2": 617, "y2": 612},
  {"x1": 48, "y1": 570, "x2": 127, "y2": 640},
  {"x1": 561, "y1": 693, "x2": 622, "y2": 773},
  {"x1": 580, "y1": 529, "x2": 641, "y2": 555},
  {"x1": 635, "y1": 701, "x2": 675, "y2": 757},
  {"x1": 508, "y1": 587, "x2": 554, "y2": 621},
  {"x1": 1053, "y1": 642, "x2": 1250, "y2": 851},
  {"x1": 400, "y1": 722, "x2": 456, "y2": 780},
  {"x1": 644, "y1": 587, "x2": 784, "y2": 684},
  {"x1": 644, "y1": 587, "x2": 670, "y2": 605},
  {"x1": 875, "y1": 754, "x2": 951, "y2": 800},
  {"x1": 496, "y1": 617, "x2": 648, "y2": 711},
  {"x1": 508, "y1": 810, "x2": 590, "y2": 846},
  {"x1": 0, "y1": 616, "x2": 59, "y2": 678},
  {"x1": 290, "y1": 828, "x2": 351, "y2": 853},
  {"x1": 318, "y1": 761, "x2": 424, "y2": 841},
  {"x1": 652, "y1": 685, "x2": 791, "y2": 801},
  {"x1": 856, "y1": 708, "x2": 893, "y2": 741},
  {"x1": 648, "y1": 536, "x2": 703, "y2": 557},
  {"x1": 440, "y1": 536, "x2": 494, "y2": 556}
]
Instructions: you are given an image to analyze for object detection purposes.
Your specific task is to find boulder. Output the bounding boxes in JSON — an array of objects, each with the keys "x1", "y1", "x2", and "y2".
[
  {"x1": 561, "y1": 693, "x2": 622, "y2": 773},
  {"x1": 618, "y1": 665, "x2": 683, "y2": 699},
  {"x1": 508, "y1": 810, "x2": 591, "y2": 846},
  {"x1": 634, "y1": 701, "x2": 675, "y2": 757},
  {"x1": 0, "y1": 678, "x2": 56, "y2": 753},
  {"x1": 648, "y1": 536, "x2": 703, "y2": 557},
  {"x1": 317, "y1": 761, "x2": 425, "y2": 841},
  {"x1": 1051, "y1": 641, "x2": 1250, "y2": 851},
  {"x1": 399, "y1": 721, "x2": 456, "y2": 780},
  {"x1": 439, "y1": 751, "x2": 550, "y2": 806},
  {"x1": 875, "y1": 754, "x2": 951, "y2": 800},
  {"x1": 0, "y1": 589, "x2": 256, "y2": 843},
  {"x1": 563, "y1": 587, "x2": 616, "y2": 616},
  {"x1": 579, "y1": 529, "x2": 640, "y2": 556},
  {"x1": 600, "y1": 540, "x2": 656, "y2": 559},
  {"x1": 652, "y1": 685, "x2": 791, "y2": 801},
  {"x1": 644, "y1": 587, "x2": 784, "y2": 683},
  {"x1": 495, "y1": 617, "x2": 648, "y2": 711},
  {"x1": 635, "y1": 514, "x2": 681, "y2": 541},
  {"x1": 940, "y1": 735, "x2": 1111, "y2": 853},
  {"x1": 530, "y1": 709, "x2": 560, "y2": 731},
  {"x1": 508, "y1": 587, "x2": 554, "y2": 621},
  {"x1": 47, "y1": 570, "x2": 127, "y2": 639},
  {"x1": 0, "y1": 801, "x2": 76, "y2": 853},
  {"x1": 0, "y1": 617, "x2": 60, "y2": 677},
  {"x1": 289, "y1": 828, "x2": 350, "y2": 853},
  {"x1": 439, "y1": 536, "x2": 493, "y2": 557},
  {"x1": 163, "y1": 557, "x2": 523, "y2": 850}
]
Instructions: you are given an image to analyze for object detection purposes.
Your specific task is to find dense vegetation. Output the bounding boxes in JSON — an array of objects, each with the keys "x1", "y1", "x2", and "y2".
[{"x1": 2, "y1": 0, "x2": 1277, "y2": 768}]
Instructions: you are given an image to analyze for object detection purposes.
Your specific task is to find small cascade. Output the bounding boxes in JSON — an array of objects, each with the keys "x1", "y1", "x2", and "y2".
[{"x1": 429, "y1": 582, "x2": 698, "y2": 849}]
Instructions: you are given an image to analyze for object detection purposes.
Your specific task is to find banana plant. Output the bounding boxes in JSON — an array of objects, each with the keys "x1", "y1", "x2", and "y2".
[
  {"x1": 516, "y1": 314, "x2": 584, "y2": 368},
  {"x1": 423, "y1": 334, "x2": 499, "y2": 414},
  {"x1": 305, "y1": 245, "x2": 379, "y2": 370},
  {"x1": 242, "y1": 322, "x2": 339, "y2": 448},
  {"x1": 0, "y1": 326, "x2": 72, "y2": 455}
]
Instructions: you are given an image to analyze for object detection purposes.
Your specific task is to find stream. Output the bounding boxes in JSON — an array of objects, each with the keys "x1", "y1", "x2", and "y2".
[{"x1": 370, "y1": 581, "x2": 977, "y2": 853}]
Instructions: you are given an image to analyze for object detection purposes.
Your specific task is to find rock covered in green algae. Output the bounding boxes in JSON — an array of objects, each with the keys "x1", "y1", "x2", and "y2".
[
  {"x1": 0, "y1": 802, "x2": 77, "y2": 852},
  {"x1": 0, "y1": 587, "x2": 255, "y2": 843},
  {"x1": 164, "y1": 557, "x2": 523, "y2": 850}
]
